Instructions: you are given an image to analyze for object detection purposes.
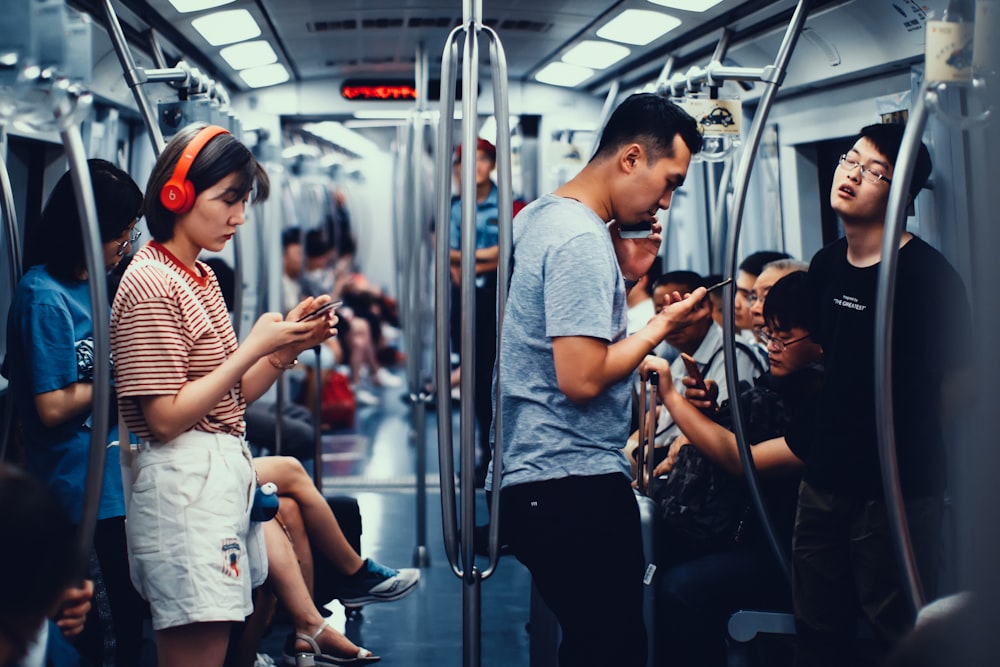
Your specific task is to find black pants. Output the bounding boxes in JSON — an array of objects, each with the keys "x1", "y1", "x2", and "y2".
[
  {"x1": 792, "y1": 481, "x2": 943, "y2": 667},
  {"x1": 76, "y1": 516, "x2": 149, "y2": 667},
  {"x1": 450, "y1": 280, "x2": 497, "y2": 479},
  {"x1": 501, "y1": 473, "x2": 647, "y2": 667}
]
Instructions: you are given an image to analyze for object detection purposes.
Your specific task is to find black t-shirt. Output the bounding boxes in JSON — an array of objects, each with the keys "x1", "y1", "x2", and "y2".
[{"x1": 788, "y1": 236, "x2": 972, "y2": 498}]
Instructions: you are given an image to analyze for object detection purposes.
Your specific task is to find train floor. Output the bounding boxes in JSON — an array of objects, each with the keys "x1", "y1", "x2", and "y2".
[{"x1": 133, "y1": 367, "x2": 532, "y2": 666}]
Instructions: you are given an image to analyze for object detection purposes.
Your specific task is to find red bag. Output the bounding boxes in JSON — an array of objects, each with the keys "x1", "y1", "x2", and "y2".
[{"x1": 320, "y1": 371, "x2": 356, "y2": 429}]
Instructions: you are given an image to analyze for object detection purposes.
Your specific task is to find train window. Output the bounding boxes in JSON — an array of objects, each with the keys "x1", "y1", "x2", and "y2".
[{"x1": 813, "y1": 135, "x2": 851, "y2": 246}]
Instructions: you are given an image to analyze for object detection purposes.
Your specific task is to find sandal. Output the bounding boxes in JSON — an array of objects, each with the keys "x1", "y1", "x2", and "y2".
[{"x1": 282, "y1": 618, "x2": 380, "y2": 666}]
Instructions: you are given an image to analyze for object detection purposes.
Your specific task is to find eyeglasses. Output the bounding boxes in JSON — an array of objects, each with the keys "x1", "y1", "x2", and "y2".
[
  {"x1": 747, "y1": 289, "x2": 768, "y2": 307},
  {"x1": 115, "y1": 228, "x2": 142, "y2": 257},
  {"x1": 837, "y1": 154, "x2": 892, "y2": 185},
  {"x1": 757, "y1": 328, "x2": 811, "y2": 352}
]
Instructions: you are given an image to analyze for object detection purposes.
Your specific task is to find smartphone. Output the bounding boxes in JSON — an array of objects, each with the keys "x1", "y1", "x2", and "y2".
[
  {"x1": 705, "y1": 277, "x2": 733, "y2": 293},
  {"x1": 297, "y1": 300, "x2": 342, "y2": 322},
  {"x1": 619, "y1": 220, "x2": 653, "y2": 239},
  {"x1": 680, "y1": 352, "x2": 706, "y2": 391}
]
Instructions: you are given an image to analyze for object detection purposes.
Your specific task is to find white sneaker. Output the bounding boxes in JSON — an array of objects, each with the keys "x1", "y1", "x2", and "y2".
[
  {"x1": 355, "y1": 387, "x2": 380, "y2": 405},
  {"x1": 374, "y1": 367, "x2": 404, "y2": 388}
]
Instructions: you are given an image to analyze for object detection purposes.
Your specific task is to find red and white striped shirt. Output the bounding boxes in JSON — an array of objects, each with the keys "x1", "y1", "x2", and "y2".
[{"x1": 111, "y1": 241, "x2": 245, "y2": 439}]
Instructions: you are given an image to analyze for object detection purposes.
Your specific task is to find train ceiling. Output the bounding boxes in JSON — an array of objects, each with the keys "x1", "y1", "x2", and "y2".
[{"x1": 70, "y1": 0, "x2": 848, "y2": 96}]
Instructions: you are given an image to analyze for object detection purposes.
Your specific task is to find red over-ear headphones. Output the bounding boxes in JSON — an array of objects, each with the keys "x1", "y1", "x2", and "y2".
[{"x1": 159, "y1": 125, "x2": 230, "y2": 214}]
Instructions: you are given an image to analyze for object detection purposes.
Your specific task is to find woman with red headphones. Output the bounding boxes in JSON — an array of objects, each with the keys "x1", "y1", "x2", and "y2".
[{"x1": 109, "y1": 124, "x2": 367, "y2": 666}]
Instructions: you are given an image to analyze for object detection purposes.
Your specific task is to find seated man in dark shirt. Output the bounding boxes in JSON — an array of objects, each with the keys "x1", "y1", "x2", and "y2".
[{"x1": 641, "y1": 270, "x2": 823, "y2": 667}]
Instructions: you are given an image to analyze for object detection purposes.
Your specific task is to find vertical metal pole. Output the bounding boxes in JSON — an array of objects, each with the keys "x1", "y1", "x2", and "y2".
[
  {"x1": 411, "y1": 42, "x2": 431, "y2": 568},
  {"x1": 720, "y1": 0, "x2": 814, "y2": 584},
  {"x1": 312, "y1": 346, "x2": 323, "y2": 491},
  {"x1": 874, "y1": 88, "x2": 932, "y2": 616},
  {"x1": 458, "y1": 9, "x2": 482, "y2": 665}
]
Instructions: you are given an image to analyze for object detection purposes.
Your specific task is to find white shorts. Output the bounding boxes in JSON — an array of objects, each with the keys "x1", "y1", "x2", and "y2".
[{"x1": 121, "y1": 430, "x2": 267, "y2": 630}]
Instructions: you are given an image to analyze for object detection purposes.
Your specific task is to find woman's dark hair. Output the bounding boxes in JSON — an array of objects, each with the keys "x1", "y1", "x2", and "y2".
[
  {"x1": 24, "y1": 159, "x2": 142, "y2": 282},
  {"x1": 763, "y1": 271, "x2": 818, "y2": 335},
  {"x1": 144, "y1": 123, "x2": 270, "y2": 241},
  {"x1": 592, "y1": 93, "x2": 703, "y2": 164}
]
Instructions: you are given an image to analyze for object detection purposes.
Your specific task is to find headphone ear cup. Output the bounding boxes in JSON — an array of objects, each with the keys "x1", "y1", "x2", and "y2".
[{"x1": 160, "y1": 178, "x2": 196, "y2": 214}]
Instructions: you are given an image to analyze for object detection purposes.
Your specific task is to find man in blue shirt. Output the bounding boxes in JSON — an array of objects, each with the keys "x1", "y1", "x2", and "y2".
[{"x1": 449, "y1": 138, "x2": 524, "y2": 486}]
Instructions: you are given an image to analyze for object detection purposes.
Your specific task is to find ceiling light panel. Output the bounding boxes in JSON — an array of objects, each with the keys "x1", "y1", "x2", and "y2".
[
  {"x1": 220, "y1": 41, "x2": 277, "y2": 70},
  {"x1": 562, "y1": 40, "x2": 631, "y2": 70},
  {"x1": 597, "y1": 9, "x2": 682, "y2": 46},
  {"x1": 168, "y1": 0, "x2": 234, "y2": 12},
  {"x1": 646, "y1": 0, "x2": 726, "y2": 11},
  {"x1": 239, "y1": 63, "x2": 290, "y2": 88},
  {"x1": 535, "y1": 62, "x2": 595, "y2": 87},
  {"x1": 192, "y1": 9, "x2": 261, "y2": 46}
]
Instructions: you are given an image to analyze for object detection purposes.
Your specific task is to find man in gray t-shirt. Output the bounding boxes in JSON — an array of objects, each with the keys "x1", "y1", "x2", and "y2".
[{"x1": 489, "y1": 93, "x2": 706, "y2": 667}]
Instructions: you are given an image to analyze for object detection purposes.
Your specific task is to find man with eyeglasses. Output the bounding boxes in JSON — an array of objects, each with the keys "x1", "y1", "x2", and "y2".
[{"x1": 786, "y1": 123, "x2": 972, "y2": 666}]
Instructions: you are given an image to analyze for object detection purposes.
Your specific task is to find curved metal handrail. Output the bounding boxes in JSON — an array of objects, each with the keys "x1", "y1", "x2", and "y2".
[
  {"x1": 53, "y1": 83, "x2": 110, "y2": 574},
  {"x1": 433, "y1": 4, "x2": 513, "y2": 663},
  {"x1": 481, "y1": 23, "x2": 512, "y2": 579},
  {"x1": 0, "y1": 130, "x2": 23, "y2": 461},
  {"x1": 720, "y1": 0, "x2": 813, "y2": 584},
  {"x1": 434, "y1": 25, "x2": 464, "y2": 580},
  {"x1": 873, "y1": 86, "x2": 932, "y2": 616}
]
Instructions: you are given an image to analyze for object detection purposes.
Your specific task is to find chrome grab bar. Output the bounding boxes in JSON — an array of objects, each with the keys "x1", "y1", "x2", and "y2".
[
  {"x1": 0, "y1": 129, "x2": 23, "y2": 461},
  {"x1": 720, "y1": 0, "x2": 814, "y2": 584},
  {"x1": 52, "y1": 83, "x2": 111, "y2": 577},
  {"x1": 434, "y1": 1, "x2": 513, "y2": 663},
  {"x1": 873, "y1": 87, "x2": 932, "y2": 616}
]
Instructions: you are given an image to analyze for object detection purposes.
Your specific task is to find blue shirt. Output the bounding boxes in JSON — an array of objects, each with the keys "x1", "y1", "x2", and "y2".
[
  {"x1": 450, "y1": 182, "x2": 500, "y2": 289},
  {"x1": 5, "y1": 265, "x2": 124, "y2": 523},
  {"x1": 488, "y1": 194, "x2": 631, "y2": 490}
]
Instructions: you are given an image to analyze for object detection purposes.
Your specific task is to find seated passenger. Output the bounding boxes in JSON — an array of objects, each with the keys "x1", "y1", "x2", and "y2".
[
  {"x1": 0, "y1": 463, "x2": 88, "y2": 667},
  {"x1": 639, "y1": 271, "x2": 822, "y2": 667},
  {"x1": 735, "y1": 250, "x2": 792, "y2": 365},
  {"x1": 627, "y1": 271, "x2": 765, "y2": 478}
]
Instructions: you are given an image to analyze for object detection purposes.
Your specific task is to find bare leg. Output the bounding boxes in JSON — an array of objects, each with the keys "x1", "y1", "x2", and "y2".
[
  {"x1": 263, "y1": 520, "x2": 366, "y2": 657},
  {"x1": 155, "y1": 621, "x2": 232, "y2": 667},
  {"x1": 276, "y1": 497, "x2": 315, "y2": 593},
  {"x1": 255, "y1": 456, "x2": 364, "y2": 576}
]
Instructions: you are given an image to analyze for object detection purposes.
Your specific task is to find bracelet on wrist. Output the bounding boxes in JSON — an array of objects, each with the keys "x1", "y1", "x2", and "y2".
[{"x1": 268, "y1": 353, "x2": 298, "y2": 370}]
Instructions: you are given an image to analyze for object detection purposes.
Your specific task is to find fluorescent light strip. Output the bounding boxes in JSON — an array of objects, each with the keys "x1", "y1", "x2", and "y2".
[
  {"x1": 646, "y1": 0, "x2": 726, "y2": 12},
  {"x1": 535, "y1": 62, "x2": 595, "y2": 87},
  {"x1": 562, "y1": 40, "x2": 631, "y2": 70},
  {"x1": 239, "y1": 63, "x2": 290, "y2": 88},
  {"x1": 597, "y1": 9, "x2": 681, "y2": 46},
  {"x1": 168, "y1": 0, "x2": 234, "y2": 12},
  {"x1": 220, "y1": 41, "x2": 277, "y2": 70},
  {"x1": 192, "y1": 9, "x2": 261, "y2": 47}
]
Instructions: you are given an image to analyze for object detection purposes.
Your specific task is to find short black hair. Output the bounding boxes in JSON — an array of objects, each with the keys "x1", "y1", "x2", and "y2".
[
  {"x1": 856, "y1": 123, "x2": 932, "y2": 200},
  {"x1": 738, "y1": 250, "x2": 791, "y2": 277},
  {"x1": 0, "y1": 464, "x2": 80, "y2": 633},
  {"x1": 592, "y1": 93, "x2": 702, "y2": 164},
  {"x1": 25, "y1": 159, "x2": 143, "y2": 282},
  {"x1": 282, "y1": 226, "x2": 302, "y2": 249},
  {"x1": 763, "y1": 271, "x2": 818, "y2": 335},
  {"x1": 654, "y1": 270, "x2": 703, "y2": 294},
  {"x1": 304, "y1": 229, "x2": 330, "y2": 259}
]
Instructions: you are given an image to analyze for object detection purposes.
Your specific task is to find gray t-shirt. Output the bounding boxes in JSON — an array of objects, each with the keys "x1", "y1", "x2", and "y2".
[{"x1": 487, "y1": 194, "x2": 631, "y2": 490}]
